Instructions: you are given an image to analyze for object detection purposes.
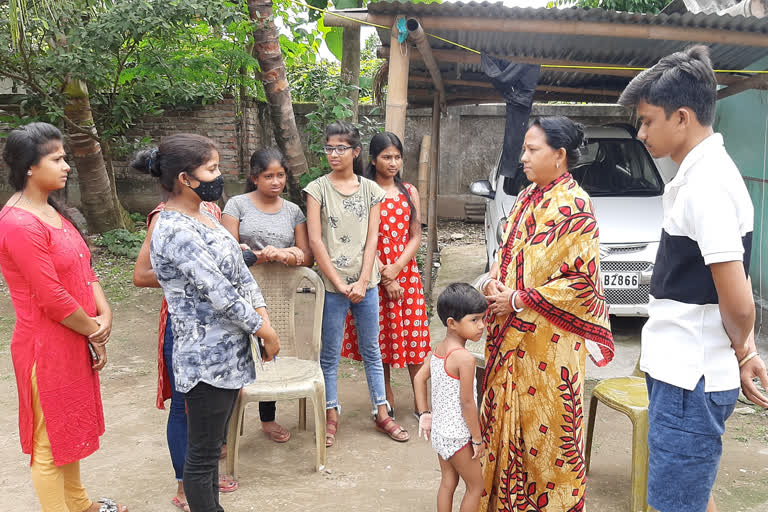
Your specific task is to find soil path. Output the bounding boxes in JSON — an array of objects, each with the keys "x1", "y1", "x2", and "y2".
[{"x1": 1, "y1": 239, "x2": 767, "y2": 511}]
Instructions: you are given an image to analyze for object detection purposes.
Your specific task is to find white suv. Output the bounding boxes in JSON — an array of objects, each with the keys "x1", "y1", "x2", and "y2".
[{"x1": 470, "y1": 125, "x2": 676, "y2": 317}]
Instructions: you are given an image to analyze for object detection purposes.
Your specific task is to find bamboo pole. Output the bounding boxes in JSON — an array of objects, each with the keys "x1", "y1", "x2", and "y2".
[
  {"x1": 717, "y1": 71, "x2": 768, "y2": 100},
  {"x1": 417, "y1": 135, "x2": 431, "y2": 214},
  {"x1": 424, "y1": 93, "x2": 440, "y2": 299},
  {"x1": 407, "y1": 88, "x2": 620, "y2": 105},
  {"x1": 325, "y1": 12, "x2": 768, "y2": 47},
  {"x1": 377, "y1": 47, "x2": 755, "y2": 87},
  {"x1": 384, "y1": 17, "x2": 409, "y2": 142},
  {"x1": 405, "y1": 18, "x2": 446, "y2": 112},
  {"x1": 408, "y1": 75, "x2": 622, "y2": 97}
]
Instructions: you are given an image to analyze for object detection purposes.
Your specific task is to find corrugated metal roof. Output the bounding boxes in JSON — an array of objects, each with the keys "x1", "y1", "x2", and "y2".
[{"x1": 364, "y1": 1, "x2": 768, "y2": 104}]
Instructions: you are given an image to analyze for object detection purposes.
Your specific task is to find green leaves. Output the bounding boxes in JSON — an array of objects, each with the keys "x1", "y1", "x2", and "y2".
[
  {"x1": 324, "y1": 27, "x2": 344, "y2": 61},
  {"x1": 547, "y1": 0, "x2": 668, "y2": 13}
]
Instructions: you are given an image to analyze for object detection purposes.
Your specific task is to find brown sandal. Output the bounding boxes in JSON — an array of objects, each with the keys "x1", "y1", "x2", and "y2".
[
  {"x1": 375, "y1": 416, "x2": 409, "y2": 442},
  {"x1": 262, "y1": 423, "x2": 291, "y2": 443},
  {"x1": 325, "y1": 419, "x2": 338, "y2": 447}
]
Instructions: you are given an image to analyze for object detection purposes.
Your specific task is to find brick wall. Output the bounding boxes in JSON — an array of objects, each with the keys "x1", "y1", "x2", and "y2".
[{"x1": 1, "y1": 99, "x2": 630, "y2": 217}]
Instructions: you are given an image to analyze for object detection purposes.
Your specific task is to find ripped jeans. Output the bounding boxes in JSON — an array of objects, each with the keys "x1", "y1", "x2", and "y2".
[{"x1": 320, "y1": 287, "x2": 388, "y2": 414}]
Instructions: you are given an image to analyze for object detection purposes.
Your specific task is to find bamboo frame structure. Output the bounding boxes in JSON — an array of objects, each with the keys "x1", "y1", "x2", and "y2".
[
  {"x1": 405, "y1": 18, "x2": 446, "y2": 111},
  {"x1": 377, "y1": 47, "x2": 759, "y2": 87},
  {"x1": 423, "y1": 93, "x2": 441, "y2": 298},
  {"x1": 384, "y1": 17, "x2": 409, "y2": 142},
  {"x1": 325, "y1": 12, "x2": 768, "y2": 48}
]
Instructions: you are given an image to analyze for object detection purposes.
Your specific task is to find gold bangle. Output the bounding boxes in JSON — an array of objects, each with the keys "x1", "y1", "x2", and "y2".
[{"x1": 739, "y1": 351, "x2": 759, "y2": 368}]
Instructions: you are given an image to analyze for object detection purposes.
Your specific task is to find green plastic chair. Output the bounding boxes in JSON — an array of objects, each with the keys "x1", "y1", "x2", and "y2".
[{"x1": 584, "y1": 359, "x2": 650, "y2": 512}]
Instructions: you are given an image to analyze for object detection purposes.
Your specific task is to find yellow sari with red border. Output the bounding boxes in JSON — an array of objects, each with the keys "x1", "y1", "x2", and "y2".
[{"x1": 480, "y1": 173, "x2": 614, "y2": 512}]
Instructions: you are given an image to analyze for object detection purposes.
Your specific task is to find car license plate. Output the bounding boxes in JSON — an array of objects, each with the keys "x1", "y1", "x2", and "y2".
[{"x1": 603, "y1": 272, "x2": 640, "y2": 289}]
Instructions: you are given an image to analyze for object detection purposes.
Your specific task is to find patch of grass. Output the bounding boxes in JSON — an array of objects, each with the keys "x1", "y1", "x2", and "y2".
[{"x1": 92, "y1": 250, "x2": 136, "y2": 303}]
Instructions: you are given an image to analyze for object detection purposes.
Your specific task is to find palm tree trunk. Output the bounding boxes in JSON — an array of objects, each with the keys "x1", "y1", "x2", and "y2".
[
  {"x1": 248, "y1": 0, "x2": 308, "y2": 205},
  {"x1": 63, "y1": 78, "x2": 127, "y2": 233},
  {"x1": 340, "y1": 0, "x2": 362, "y2": 123}
]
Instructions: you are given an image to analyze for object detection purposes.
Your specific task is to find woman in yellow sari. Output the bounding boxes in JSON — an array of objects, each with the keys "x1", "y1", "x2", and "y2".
[{"x1": 479, "y1": 116, "x2": 614, "y2": 512}]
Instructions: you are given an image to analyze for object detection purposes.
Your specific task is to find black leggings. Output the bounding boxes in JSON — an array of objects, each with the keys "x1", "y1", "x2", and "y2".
[
  {"x1": 184, "y1": 382, "x2": 239, "y2": 512},
  {"x1": 259, "y1": 401, "x2": 276, "y2": 423}
]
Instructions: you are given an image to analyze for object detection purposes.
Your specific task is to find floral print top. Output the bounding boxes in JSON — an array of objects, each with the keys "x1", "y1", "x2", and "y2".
[
  {"x1": 150, "y1": 209, "x2": 266, "y2": 393},
  {"x1": 303, "y1": 174, "x2": 386, "y2": 293}
]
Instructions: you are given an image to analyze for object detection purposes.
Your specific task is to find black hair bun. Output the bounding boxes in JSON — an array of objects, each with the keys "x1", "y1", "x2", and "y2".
[
  {"x1": 130, "y1": 148, "x2": 161, "y2": 178},
  {"x1": 569, "y1": 121, "x2": 586, "y2": 150}
]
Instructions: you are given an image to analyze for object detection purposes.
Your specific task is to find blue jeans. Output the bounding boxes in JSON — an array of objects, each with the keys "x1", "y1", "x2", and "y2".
[
  {"x1": 164, "y1": 319, "x2": 187, "y2": 482},
  {"x1": 321, "y1": 288, "x2": 388, "y2": 413}
]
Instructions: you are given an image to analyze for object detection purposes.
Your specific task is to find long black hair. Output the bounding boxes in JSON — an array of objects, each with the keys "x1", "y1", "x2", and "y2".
[
  {"x1": 364, "y1": 131, "x2": 419, "y2": 225},
  {"x1": 530, "y1": 116, "x2": 585, "y2": 169},
  {"x1": 246, "y1": 147, "x2": 289, "y2": 193},
  {"x1": 131, "y1": 134, "x2": 218, "y2": 193},
  {"x1": 325, "y1": 121, "x2": 363, "y2": 175},
  {"x1": 2, "y1": 122, "x2": 85, "y2": 236}
]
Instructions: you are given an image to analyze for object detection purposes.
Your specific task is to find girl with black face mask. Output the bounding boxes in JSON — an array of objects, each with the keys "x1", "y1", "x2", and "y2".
[{"x1": 132, "y1": 134, "x2": 280, "y2": 512}]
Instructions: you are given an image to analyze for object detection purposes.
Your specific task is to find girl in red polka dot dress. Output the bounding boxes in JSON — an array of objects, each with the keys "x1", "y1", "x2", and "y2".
[{"x1": 342, "y1": 132, "x2": 430, "y2": 418}]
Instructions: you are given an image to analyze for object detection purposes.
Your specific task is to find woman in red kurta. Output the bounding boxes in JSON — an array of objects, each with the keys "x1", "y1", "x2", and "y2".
[{"x1": 0, "y1": 123, "x2": 126, "y2": 512}]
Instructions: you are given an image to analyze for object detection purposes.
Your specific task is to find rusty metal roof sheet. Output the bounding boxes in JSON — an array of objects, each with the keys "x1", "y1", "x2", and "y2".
[{"x1": 365, "y1": 1, "x2": 768, "y2": 104}]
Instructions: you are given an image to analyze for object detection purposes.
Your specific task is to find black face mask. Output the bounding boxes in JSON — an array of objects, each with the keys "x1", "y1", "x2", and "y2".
[{"x1": 189, "y1": 175, "x2": 224, "y2": 202}]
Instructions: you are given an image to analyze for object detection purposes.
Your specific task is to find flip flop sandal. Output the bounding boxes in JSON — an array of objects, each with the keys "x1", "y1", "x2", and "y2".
[
  {"x1": 263, "y1": 425, "x2": 291, "y2": 443},
  {"x1": 218, "y1": 475, "x2": 239, "y2": 493},
  {"x1": 96, "y1": 498, "x2": 128, "y2": 512},
  {"x1": 170, "y1": 496, "x2": 190, "y2": 512},
  {"x1": 325, "y1": 419, "x2": 338, "y2": 448},
  {"x1": 375, "y1": 416, "x2": 409, "y2": 442}
]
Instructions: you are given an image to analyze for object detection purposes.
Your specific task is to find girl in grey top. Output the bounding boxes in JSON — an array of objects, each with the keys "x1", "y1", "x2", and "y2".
[
  {"x1": 222, "y1": 148, "x2": 312, "y2": 267},
  {"x1": 222, "y1": 148, "x2": 313, "y2": 444},
  {"x1": 135, "y1": 134, "x2": 279, "y2": 512}
]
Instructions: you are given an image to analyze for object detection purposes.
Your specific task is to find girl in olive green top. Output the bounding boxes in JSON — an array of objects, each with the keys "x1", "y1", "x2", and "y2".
[{"x1": 305, "y1": 121, "x2": 409, "y2": 447}]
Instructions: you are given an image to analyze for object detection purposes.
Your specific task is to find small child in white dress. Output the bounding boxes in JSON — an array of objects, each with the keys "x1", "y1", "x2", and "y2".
[{"x1": 414, "y1": 283, "x2": 487, "y2": 512}]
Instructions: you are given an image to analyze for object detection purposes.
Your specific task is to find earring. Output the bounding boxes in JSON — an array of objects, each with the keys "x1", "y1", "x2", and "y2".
[
  {"x1": 26, "y1": 170, "x2": 32, "y2": 176},
  {"x1": 556, "y1": 163, "x2": 560, "y2": 169}
]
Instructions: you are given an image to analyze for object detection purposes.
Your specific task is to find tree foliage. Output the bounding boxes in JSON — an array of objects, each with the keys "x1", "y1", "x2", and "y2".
[
  {"x1": 548, "y1": 0, "x2": 669, "y2": 14},
  {"x1": 0, "y1": 0, "x2": 257, "y2": 144},
  {"x1": 287, "y1": 32, "x2": 382, "y2": 103}
]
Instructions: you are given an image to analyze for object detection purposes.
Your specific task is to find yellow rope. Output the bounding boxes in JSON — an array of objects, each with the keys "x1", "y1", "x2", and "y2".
[{"x1": 289, "y1": 0, "x2": 768, "y2": 75}]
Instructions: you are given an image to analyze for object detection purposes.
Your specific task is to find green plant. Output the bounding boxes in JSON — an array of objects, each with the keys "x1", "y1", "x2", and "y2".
[
  {"x1": 547, "y1": 0, "x2": 668, "y2": 13},
  {"x1": 300, "y1": 82, "x2": 356, "y2": 187},
  {"x1": 94, "y1": 228, "x2": 146, "y2": 259}
]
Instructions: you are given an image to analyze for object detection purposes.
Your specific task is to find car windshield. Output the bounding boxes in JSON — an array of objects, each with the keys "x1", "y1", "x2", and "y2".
[{"x1": 503, "y1": 138, "x2": 664, "y2": 197}]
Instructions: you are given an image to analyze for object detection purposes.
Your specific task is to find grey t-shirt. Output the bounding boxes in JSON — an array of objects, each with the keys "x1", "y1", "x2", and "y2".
[{"x1": 223, "y1": 194, "x2": 306, "y2": 250}]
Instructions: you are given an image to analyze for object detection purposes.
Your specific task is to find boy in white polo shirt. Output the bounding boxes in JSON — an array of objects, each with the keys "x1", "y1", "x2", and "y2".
[{"x1": 618, "y1": 46, "x2": 768, "y2": 512}]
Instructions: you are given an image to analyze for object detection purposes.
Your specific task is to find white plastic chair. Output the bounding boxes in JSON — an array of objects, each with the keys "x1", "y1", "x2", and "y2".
[{"x1": 226, "y1": 264, "x2": 326, "y2": 475}]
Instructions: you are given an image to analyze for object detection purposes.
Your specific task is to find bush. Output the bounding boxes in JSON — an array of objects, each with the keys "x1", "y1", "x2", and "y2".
[{"x1": 94, "y1": 228, "x2": 146, "y2": 259}]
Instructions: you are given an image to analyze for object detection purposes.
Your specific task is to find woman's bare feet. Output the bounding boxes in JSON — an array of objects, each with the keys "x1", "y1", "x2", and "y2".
[{"x1": 261, "y1": 421, "x2": 291, "y2": 443}]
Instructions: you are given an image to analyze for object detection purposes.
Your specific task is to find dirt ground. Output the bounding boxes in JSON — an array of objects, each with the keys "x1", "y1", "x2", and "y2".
[{"x1": 2, "y1": 223, "x2": 768, "y2": 512}]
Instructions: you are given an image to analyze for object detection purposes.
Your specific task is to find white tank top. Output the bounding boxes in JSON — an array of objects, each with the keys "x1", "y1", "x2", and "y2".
[{"x1": 430, "y1": 348, "x2": 476, "y2": 439}]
